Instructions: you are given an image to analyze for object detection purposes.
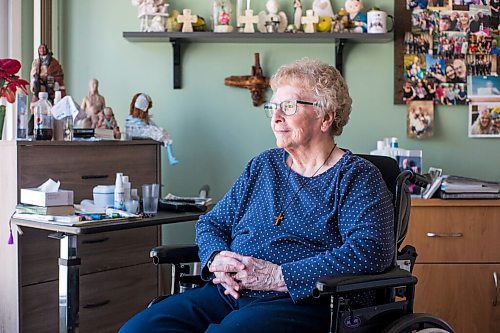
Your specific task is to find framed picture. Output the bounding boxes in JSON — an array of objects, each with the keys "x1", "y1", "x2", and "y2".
[
  {"x1": 428, "y1": 0, "x2": 452, "y2": 11},
  {"x1": 468, "y1": 101, "x2": 500, "y2": 137},
  {"x1": 407, "y1": 100, "x2": 434, "y2": 138}
]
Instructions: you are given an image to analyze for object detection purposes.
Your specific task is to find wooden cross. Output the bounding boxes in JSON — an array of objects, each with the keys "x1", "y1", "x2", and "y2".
[
  {"x1": 177, "y1": 9, "x2": 198, "y2": 32},
  {"x1": 224, "y1": 53, "x2": 270, "y2": 106},
  {"x1": 301, "y1": 9, "x2": 318, "y2": 33},
  {"x1": 239, "y1": 9, "x2": 259, "y2": 33}
]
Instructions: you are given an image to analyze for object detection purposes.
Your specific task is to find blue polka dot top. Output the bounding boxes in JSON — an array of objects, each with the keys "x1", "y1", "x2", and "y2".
[{"x1": 196, "y1": 148, "x2": 395, "y2": 303}]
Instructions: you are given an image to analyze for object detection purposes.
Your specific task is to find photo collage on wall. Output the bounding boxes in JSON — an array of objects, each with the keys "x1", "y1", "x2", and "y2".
[{"x1": 404, "y1": 0, "x2": 500, "y2": 138}]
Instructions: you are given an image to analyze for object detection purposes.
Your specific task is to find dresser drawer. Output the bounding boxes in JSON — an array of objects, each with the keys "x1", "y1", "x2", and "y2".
[
  {"x1": 405, "y1": 206, "x2": 500, "y2": 263},
  {"x1": 79, "y1": 226, "x2": 159, "y2": 274},
  {"x1": 79, "y1": 263, "x2": 158, "y2": 332},
  {"x1": 21, "y1": 280, "x2": 58, "y2": 333},
  {"x1": 18, "y1": 142, "x2": 160, "y2": 202},
  {"x1": 21, "y1": 228, "x2": 59, "y2": 286}
]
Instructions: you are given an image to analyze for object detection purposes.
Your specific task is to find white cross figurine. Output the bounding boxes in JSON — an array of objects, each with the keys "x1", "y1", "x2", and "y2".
[
  {"x1": 177, "y1": 8, "x2": 198, "y2": 33},
  {"x1": 239, "y1": 9, "x2": 259, "y2": 33},
  {"x1": 301, "y1": 9, "x2": 318, "y2": 33}
]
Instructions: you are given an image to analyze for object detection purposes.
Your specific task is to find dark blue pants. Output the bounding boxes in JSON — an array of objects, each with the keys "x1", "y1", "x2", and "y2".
[{"x1": 119, "y1": 283, "x2": 331, "y2": 333}]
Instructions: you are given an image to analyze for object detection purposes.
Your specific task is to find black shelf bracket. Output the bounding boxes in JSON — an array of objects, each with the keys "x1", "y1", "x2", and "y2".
[
  {"x1": 335, "y1": 39, "x2": 346, "y2": 76},
  {"x1": 172, "y1": 39, "x2": 181, "y2": 89}
]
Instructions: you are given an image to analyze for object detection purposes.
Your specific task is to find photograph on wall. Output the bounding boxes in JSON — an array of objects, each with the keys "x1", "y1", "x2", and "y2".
[
  {"x1": 468, "y1": 33, "x2": 493, "y2": 53},
  {"x1": 404, "y1": 54, "x2": 427, "y2": 81},
  {"x1": 434, "y1": 31, "x2": 468, "y2": 58},
  {"x1": 428, "y1": 0, "x2": 452, "y2": 11},
  {"x1": 437, "y1": 82, "x2": 468, "y2": 104},
  {"x1": 404, "y1": 32, "x2": 433, "y2": 54},
  {"x1": 412, "y1": 9, "x2": 439, "y2": 32},
  {"x1": 468, "y1": 101, "x2": 500, "y2": 137},
  {"x1": 407, "y1": 0, "x2": 429, "y2": 10},
  {"x1": 468, "y1": 75, "x2": 500, "y2": 99},
  {"x1": 469, "y1": 4, "x2": 492, "y2": 34},
  {"x1": 407, "y1": 100, "x2": 435, "y2": 139},
  {"x1": 465, "y1": 54, "x2": 497, "y2": 75}
]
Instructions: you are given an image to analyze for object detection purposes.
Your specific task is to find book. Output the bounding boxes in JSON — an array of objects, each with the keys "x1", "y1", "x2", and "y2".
[
  {"x1": 438, "y1": 191, "x2": 500, "y2": 199},
  {"x1": 13, "y1": 213, "x2": 82, "y2": 225},
  {"x1": 16, "y1": 203, "x2": 75, "y2": 215},
  {"x1": 441, "y1": 176, "x2": 500, "y2": 194}
]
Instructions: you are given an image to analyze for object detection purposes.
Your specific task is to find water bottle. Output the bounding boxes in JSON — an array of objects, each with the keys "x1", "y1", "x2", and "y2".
[{"x1": 34, "y1": 92, "x2": 53, "y2": 140}]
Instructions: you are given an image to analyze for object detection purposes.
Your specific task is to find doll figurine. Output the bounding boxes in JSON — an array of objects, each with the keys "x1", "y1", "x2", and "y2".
[
  {"x1": 97, "y1": 107, "x2": 121, "y2": 139},
  {"x1": 345, "y1": 0, "x2": 367, "y2": 33},
  {"x1": 126, "y1": 93, "x2": 179, "y2": 165}
]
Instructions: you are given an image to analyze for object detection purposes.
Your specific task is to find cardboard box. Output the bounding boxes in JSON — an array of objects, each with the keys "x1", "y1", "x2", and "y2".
[{"x1": 20, "y1": 188, "x2": 74, "y2": 207}]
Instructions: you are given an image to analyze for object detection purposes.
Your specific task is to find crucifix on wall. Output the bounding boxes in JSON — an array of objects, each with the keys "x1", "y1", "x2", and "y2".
[{"x1": 224, "y1": 53, "x2": 270, "y2": 107}]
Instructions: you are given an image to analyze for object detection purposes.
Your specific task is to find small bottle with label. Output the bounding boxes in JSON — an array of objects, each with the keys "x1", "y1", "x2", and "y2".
[{"x1": 114, "y1": 172, "x2": 125, "y2": 210}]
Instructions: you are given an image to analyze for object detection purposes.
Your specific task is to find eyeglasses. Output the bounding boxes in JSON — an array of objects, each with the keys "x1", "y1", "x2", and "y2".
[{"x1": 263, "y1": 99, "x2": 317, "y2": 118}]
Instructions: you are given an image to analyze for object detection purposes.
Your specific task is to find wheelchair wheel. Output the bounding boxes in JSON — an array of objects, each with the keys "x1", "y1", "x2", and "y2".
[{"x1": 382, "y1": 313, "x2": 454, "y2": 333}]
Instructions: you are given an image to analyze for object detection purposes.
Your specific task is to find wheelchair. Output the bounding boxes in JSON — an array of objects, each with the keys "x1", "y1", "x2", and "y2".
[{"x1": 149, "y1": 154, "x2": 455, "y2": 333}]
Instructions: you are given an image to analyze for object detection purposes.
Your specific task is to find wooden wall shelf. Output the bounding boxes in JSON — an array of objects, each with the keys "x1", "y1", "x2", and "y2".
[{"x1": 122, "y1": 31, "x2": 394, "y2": 89}]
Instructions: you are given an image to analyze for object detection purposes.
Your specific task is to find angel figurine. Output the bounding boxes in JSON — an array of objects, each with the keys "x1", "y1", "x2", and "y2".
[{"x1": 257, "y1": 0, "x2": 288, "y2": 33}]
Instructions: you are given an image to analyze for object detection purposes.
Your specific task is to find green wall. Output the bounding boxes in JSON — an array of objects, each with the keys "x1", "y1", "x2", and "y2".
[{"x1": 54, "y1": 0, "x2": 498, "y2": 205}]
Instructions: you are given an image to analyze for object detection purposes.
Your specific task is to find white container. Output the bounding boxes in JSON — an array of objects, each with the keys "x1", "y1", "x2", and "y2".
[
  {"x1": 114, "y1": 173, "x2": 125, "y2": 210},
  {"x1": 367, "y1": 9, "x2": 393, "y2": 34},
  {"x1": 93, "y1": 185, "x2": 115, "y2": 208}
]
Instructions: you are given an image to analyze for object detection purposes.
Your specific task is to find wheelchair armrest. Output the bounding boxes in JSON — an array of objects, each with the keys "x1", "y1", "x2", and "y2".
[
  {"x1": 313, "y1": 267, "x2": 417, "y2": 297},
  {"x1": 150, "y1": 244, "x2": 199, "y2": 265}
]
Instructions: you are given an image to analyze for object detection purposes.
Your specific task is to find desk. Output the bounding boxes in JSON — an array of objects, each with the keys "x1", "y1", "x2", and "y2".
[{"x1": 12, "y1": 211, "x2": 201, "y2": 333}]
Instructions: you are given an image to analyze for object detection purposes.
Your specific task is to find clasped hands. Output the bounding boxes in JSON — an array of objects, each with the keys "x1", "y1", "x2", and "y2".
[{"x1": 209, "y1": 251, "x2": 287, "y2": 299}]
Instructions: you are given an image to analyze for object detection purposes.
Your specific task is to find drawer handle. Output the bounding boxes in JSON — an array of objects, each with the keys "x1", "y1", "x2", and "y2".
[
  {"x1": 81, "y1": 174, "x2": 109, "y2": 180},
  {"x1": 82, "y1": 300, "x2": 110, "y2": 309},
  {"x1": 426, "y1": 232, "x2": 463, "y2": 238},
  {"x1": 82, "y1": 237, "x2": 110, "y2": 244},
  {"x1": 493, "y1": 272, "x2": 498, "y2": 307}
]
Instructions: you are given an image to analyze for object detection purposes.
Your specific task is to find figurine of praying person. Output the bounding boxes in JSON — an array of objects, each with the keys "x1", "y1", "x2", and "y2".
[
  {"x1": 257, "y1": 0, "x2": 288, "y2": 32},
  {"x1": 97, "y1": 107, "x2": 121, "y2": 139},
  {"x1": 81, "y1": 78, "x2": 106, "y2": 128}
]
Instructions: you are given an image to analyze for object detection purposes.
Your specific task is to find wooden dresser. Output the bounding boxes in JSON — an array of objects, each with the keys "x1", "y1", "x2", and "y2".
[
  {"x1": 0, "y1": 140, "x2": 162, "y2": 333},
  {"x1": 404, "y1": 199, "x2": 500, "y2": 333}
]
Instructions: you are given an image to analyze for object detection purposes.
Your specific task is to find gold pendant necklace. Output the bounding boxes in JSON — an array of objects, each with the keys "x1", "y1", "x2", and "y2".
[{"x1": 274, "y1": 144, "x2": 337, "y2": 226}]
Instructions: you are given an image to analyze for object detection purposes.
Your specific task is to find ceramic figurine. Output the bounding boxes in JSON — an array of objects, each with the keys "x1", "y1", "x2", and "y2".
[
  {"x1": 257, "y1": 0, "x2": 288, "y2": 33},
  {"x1": 239, "y1": 9, "x2": 259, "y2": 33},
  {"x1": 30, "y1": 44, "x2": 65, "y2": 105},
  {"x1": 332, "y1": 8, "x2": 350, "y2": 32},
  {"x1": 131, "y1": 0, "x2": 169, "y2": 32},
  {"x1": 177, "y1": 9, "x2": 198, "y2": 32},
  {"x1": 213, "y1": 0, "x2": 234, "y2": 32},
  {"x1": 81, "y1": 78, "x2": 106, "y2": 128},
  {"x1": 126, "y1": 93, "x2": 178, "y2": 165},
  {"x1": 293, "y1": 0, "x2": 303, "y2": 30},
  {"x1": 97, "y1": 107, "x2": 121, "y2": 139},
  {"x1": 301, "y1": 9, "x2": 319, "y2": 33},
  {"x1": 312, "y1": 0, "x2": 334, "y2": 18},
  {"x1": 345, "y1": 0, "x2": 367, "y2": 33}
]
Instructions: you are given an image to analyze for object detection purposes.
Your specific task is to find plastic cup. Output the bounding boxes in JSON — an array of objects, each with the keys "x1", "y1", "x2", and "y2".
[{"x1": 142, "y1": 183, "x2": 160, "y2": 217}]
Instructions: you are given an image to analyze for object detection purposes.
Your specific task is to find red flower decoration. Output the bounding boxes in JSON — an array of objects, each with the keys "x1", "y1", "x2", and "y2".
[{"x1": 0, "y1": 58, "x2": 29, "y2": 103}]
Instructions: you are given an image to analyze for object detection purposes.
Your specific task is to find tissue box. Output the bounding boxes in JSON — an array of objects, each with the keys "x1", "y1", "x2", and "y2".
[{"x1": 20, "y1": 188, "x2": 74, "y2": 207}]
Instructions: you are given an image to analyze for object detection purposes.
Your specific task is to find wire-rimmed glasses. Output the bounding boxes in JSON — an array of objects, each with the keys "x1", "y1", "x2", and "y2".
[{"x1": 263, "y1": 99, "x2": 317, "y2": 118}]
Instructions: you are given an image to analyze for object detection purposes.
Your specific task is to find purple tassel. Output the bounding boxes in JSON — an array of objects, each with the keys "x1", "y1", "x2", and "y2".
[{"x1": 8, "y1": 229, "x2": 14, "y2": 245}]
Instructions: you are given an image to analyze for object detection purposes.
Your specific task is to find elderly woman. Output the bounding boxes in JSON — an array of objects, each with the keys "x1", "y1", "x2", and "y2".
[{"x1": 119, "y1": 58, "x2": 394, "y2": 333}]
